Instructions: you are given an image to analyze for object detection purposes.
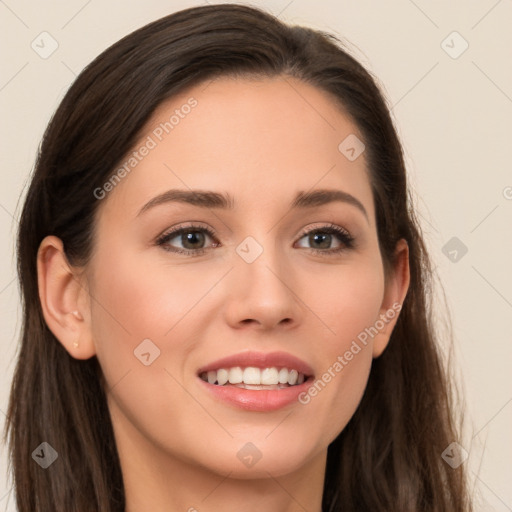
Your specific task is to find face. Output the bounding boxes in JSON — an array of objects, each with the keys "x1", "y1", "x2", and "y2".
[{"x1": 79, "y1": 75, "x2": 403, "y2": 479}]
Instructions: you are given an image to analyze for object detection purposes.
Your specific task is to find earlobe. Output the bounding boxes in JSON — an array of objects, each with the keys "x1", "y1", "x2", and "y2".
[
  {"x1": 372, "y1": 238, "x2": 410, "y2": 358},
  {"x1": 37, "y1": 235, "x2": 96, "y2": 360}
]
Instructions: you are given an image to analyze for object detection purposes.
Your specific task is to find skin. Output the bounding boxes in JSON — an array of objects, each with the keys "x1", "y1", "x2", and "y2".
[{"x1": 37, "y1": 75, "x2": 410, "y2": 512}]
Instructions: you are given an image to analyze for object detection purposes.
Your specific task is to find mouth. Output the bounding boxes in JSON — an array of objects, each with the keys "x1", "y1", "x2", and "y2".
[
  {"x1": 199, "y1": 366, "x2": 308, "y2": 389},
  {"x1": 196, "y1": 351, "x2": 314, "y2": 411}
]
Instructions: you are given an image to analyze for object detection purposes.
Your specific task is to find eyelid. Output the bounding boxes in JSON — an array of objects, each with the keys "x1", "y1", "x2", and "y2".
[
  {"x1": 156, "y1": 221, "x2": 215, "y2": 240},
  {"x1": 296, "y1": 222, "x2": 351, "y2": 239},
  {"x1": 155, "y1": 222, "x2": 218, "y2": 256}
]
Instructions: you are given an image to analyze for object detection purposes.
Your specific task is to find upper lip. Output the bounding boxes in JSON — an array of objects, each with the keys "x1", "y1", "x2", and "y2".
[{"x1": 197, "y1": 350, "x2": 314, "y2": 377}]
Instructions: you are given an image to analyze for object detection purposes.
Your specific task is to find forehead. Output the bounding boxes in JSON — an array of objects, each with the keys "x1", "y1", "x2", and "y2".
[{"x1": 97, "y1": 75, "x2": 374, "y2": 224}]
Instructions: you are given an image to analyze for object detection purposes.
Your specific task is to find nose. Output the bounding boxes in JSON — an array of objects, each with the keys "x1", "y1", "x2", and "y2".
[{"x1": 222, "y1": 239, "x2": 302, "y2": 332}]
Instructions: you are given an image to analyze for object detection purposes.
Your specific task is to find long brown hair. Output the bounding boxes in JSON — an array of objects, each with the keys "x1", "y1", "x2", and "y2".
[{"x1": 4, "y1": 4, "x2": 472, "y2": 510}]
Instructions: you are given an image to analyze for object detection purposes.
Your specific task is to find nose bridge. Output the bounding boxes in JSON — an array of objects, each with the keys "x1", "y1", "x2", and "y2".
[
  {"x1": 225, "y1": 231, "x2": 301, "y2": 329},
  {"x1": 236, "y1": 233, "x2": 290, "y2": 297}
]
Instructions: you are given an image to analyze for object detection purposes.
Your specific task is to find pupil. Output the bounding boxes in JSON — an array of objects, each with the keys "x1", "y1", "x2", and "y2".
[
  {"x1": 183, "y1": 231, "x2": 205, "y2": 249},
  {"x1": 311, "y1": 233, "x2": 330, "y2": 249}
]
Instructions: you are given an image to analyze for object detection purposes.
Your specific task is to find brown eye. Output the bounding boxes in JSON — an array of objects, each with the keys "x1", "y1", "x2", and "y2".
[
  {"x1": 156, "y1": 225, "x2": 219, "y2": 255},
  {"x1": 295, "y1": 225, "x2": 355, "y2": 256}
]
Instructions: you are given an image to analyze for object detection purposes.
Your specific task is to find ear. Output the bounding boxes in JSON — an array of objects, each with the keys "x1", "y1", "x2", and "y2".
[
  {"x1": 372, "y1": 238, "x2": 410, "y2": 358},
  {"x1": 37, "y1": 235, "x2": 96, "y2": 360}
]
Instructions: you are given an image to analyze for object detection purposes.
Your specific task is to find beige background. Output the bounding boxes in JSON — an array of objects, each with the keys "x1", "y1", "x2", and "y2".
[{"x1": 1, "y1": 0, "x2": 511, "y2": 510}]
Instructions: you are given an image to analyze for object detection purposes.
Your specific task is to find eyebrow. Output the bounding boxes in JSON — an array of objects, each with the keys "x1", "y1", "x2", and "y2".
[{"x1": 137, "y1": 188, "x2": 369, "y2": 221}]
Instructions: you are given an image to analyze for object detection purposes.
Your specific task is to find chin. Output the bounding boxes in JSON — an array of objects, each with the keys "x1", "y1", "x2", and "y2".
[{"x1": 185, "y1": 436, "x2": 320, "y2": 480}]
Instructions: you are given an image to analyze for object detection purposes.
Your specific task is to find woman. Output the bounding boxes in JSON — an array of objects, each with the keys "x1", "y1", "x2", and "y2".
[{"x1": 4, "y1": 4, "x2": 472, "y2": 511}]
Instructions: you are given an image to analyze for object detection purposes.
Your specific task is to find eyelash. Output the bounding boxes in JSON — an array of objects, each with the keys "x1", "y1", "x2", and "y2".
[{"x1": 155, "y1": 222, "x2": 355, "y2": 257}]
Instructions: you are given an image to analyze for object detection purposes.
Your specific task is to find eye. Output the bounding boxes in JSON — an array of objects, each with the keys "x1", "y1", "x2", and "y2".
[
  {"x1": 156, "y1": 223, "x2": 219, "y2": 256},
  {"x1": 156, "y1": 222, "x2": 355, "y2": 257},
  {"x1": 295, "y1": 224, "x2": 355, "y2": 256}
]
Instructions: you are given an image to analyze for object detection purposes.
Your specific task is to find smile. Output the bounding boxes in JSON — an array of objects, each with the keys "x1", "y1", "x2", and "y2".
[
  {"x1": 199, "y1": 366, "x2": 307, "y2": 388},
  {"x1": 197, "y1": 351, "x2": 314, "y2": 411}
]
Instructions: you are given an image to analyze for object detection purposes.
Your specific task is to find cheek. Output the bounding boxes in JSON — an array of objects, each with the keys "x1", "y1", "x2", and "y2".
[
  {"x1": 87, "y1": 241, "x2": 200, "y2": 396},
  {"x1": 304, "y1": 253, "x2": 385, "y2": 344},
  {"x1": 87, "y1": 246, "x2": 222, "y2": 465},
  {"x1": 296, "y1": 257, "x2": 384, "y2": 441},
  {"x1": 89, "y1": 241, "x2": 216, "y2": 349}
]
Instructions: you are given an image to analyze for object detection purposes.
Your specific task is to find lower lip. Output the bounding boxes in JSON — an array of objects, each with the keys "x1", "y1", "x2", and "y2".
[{"x1": 198, "y1": 378, "x2": 313, "y2": 411}]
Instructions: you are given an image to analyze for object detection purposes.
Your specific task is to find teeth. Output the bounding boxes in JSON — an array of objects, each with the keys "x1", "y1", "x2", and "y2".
[
  {"x1": 228, "y1": 367, "x2": 243, "y2": 384},
  {"x1": 243, "y1": 367, "x2": 261, "y2": 385},
  {"x1": 217, "y1": 368, "x2": 229, "y2": 386},
  {"x1": 278, "y1": 368, "x2": 289, "y2": 384},
  {"x1": 261, "y1": 367, "x2": 279, "y2": 385},
  {"x1": 200, "y1": 367, "x2": 307, "y2": 387},
  {"x1": 288, "y1": 369, "x2": 298, "y2": 385}
]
